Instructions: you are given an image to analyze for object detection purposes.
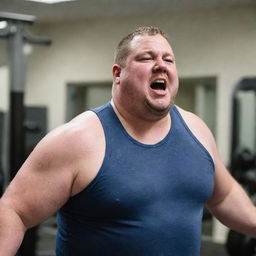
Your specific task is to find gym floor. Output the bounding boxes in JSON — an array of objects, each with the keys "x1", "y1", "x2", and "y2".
[{"x1": 35, "y1": 217, "x2": 229, "y2": 256}]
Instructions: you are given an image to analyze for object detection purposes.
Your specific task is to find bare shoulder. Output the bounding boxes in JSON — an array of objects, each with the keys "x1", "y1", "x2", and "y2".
[
  {"x1": 1, "y1": 110, "x2": 105, "y2": 227},
  {"x1": 175, "y1": 106, "x2": 216, "y2": 161},
  {"x1": 30, "y1": 110, "x2": 106, "y2": 194},
  {"x1": 47, "y1": 110, "x2": 101, "y2": 148},
  {"x1": 35, "y1": 110, "x2": 102, "y2": 164}
]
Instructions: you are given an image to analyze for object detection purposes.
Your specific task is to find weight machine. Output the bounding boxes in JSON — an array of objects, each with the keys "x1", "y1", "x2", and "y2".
[{"x1": 226, "y1": 78, "x2": 256, "y2": 256}]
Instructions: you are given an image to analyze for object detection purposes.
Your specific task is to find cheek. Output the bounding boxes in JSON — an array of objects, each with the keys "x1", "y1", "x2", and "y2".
[
  {"x1": 129, "y1": 63, "x2": 151, "y2": 77},
  {"x1": 122, "y1": 67, "x2": 146, "y2": 86},
  {"x1": 171, "y1": 67, "x2": 178, "y2": 80},
  {"x1": 168, "y1": 69, "x2": 179, "y2": 85},
  {"x1": 120, "y1": 64, "x2": 152, "y2": 95}
]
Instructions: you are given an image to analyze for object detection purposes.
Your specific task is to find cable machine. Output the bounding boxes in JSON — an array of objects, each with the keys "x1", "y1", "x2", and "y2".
[{"x1": 226, "y1": 78, "x2": 256, "y2": 256}]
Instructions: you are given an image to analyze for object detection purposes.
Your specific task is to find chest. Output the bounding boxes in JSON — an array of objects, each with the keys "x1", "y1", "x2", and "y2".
[{"x1": 66, "y1": 137, "x2": 214, "y2": 221}]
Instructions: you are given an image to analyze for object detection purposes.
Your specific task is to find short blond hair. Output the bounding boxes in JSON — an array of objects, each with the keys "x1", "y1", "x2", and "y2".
[{"x1": 114, "y1": 26, "x2": 169, "y2": 67}]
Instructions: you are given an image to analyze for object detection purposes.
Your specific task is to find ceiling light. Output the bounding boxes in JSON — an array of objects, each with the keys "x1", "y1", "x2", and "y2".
[
  {"x1": 0, "y1": 21, "x2": 8, "y2": 29},
  {"x1": 25, "y1": 0, "x2": 76, "y2": 4}
]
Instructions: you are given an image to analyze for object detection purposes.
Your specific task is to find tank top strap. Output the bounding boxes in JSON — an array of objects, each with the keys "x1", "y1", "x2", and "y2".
[{"x1": 93, "y1": 102, "x2": 177, "y2": 147}]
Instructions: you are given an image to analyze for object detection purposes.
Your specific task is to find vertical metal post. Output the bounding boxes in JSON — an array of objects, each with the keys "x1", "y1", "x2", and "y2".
[{"x1": 8, "y1": 23, "x2": 26, "y2": 180}]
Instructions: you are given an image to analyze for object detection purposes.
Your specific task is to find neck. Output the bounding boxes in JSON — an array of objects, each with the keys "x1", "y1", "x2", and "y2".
[{"x1": 111, "y1": 99, "x2": 171, "y2": 145}]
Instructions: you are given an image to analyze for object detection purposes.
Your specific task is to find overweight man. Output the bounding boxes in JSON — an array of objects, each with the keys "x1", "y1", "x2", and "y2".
[{"x1": 0, "y1": 26, "x2": 256, "y2": 256}]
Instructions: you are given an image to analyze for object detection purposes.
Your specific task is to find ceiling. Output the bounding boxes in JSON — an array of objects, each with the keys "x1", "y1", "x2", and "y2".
[{"x1": 0, "y1": 0, "x2": 256, "y2": 24}]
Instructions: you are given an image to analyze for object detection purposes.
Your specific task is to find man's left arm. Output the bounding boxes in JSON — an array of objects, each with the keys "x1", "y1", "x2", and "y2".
[{"x1": 206, "y1": 151, "x2": 256, "y2": 237}]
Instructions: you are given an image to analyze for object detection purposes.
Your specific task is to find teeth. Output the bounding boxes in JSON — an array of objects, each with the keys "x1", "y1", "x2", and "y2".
[{"x1": 155, "y1": 80, "x2": 165, "y2": 84}]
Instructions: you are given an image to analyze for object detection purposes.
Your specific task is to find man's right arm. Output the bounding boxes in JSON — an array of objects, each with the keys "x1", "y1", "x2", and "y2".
[
  {"x1": 0, "y1": 120, "x2": 87, "y2": 255},
  {"x1": 0, "y1": 201, "x2": 27, "y2": 255}
]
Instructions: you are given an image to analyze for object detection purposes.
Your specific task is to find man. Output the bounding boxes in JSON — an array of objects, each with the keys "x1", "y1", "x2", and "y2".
[{"x1": 0, "y1": 26, "x2": 256, "y2": 255}]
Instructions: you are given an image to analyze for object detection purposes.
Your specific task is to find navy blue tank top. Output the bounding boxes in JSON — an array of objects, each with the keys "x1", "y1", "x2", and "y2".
[{"x1": 56, "y1": 102, "x2": 214, "y2": 256}]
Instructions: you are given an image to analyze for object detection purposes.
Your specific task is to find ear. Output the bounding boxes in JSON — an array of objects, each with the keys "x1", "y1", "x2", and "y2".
[{"x1": 112, "y1": 64, "x2": 122, "y2": 85}]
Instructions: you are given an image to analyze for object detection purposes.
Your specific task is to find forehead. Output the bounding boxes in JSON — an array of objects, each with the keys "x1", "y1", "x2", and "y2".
[{"x1": 129, "y1": 34, "x2": 174, "y2": 55}]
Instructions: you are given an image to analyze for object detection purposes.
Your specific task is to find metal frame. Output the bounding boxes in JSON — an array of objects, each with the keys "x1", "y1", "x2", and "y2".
[
  {"x1": 0, "y1": 11, "x2": 51, "y2": 179},
  {"x1": 230, "y1": 78, "x2": 256, "y2": 172}
]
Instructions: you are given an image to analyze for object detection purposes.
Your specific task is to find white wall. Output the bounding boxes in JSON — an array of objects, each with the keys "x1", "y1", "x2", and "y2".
[{"x1": 25, "y1": 6, "x2": 256, "y2": 167}]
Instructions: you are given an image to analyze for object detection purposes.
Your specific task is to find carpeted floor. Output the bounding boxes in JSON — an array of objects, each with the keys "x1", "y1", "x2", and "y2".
[{"x1": 201, "y1": 240, "x2": 228, "y2": 256}]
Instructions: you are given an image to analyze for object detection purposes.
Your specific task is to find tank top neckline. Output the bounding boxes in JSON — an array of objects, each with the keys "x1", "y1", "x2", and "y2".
[{"x1": 106, "y1": 102, "x2": 176, "y2": 148}]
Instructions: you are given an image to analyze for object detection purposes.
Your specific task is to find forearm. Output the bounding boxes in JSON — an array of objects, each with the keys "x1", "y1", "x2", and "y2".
[
  {"x1": 207, "y1": 182, "x2": 256, "y2": 237},
  {"x1": 0, "y1": 203, "x2": 27, "y2": 256}
]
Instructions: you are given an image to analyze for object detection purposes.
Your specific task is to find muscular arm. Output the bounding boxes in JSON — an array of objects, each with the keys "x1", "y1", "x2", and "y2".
[
  {"x1": 206, "y1": 154, "x2": 256, "y2": 237},
  {"x1": 0, "y1": 111, "x2": 102, "y2": 255},
  {"x1": 0, "y1": 126, "x2": 77, "y2": 255},
  {"x1": 0, "y1": 203, "x2": 26, "y2": 255}
]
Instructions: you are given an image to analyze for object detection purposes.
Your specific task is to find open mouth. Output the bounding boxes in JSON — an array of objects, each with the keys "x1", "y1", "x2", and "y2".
[{"x1": 150, "y1": 80, "x2": 166, "y2": 90}]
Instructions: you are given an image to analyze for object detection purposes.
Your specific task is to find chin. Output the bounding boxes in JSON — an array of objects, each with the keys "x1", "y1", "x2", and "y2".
[{"x1": 144, "y1": 100, "x2": 173, "y2": 116}]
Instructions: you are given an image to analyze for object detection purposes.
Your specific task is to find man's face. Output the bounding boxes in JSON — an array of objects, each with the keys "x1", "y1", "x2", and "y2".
[{"x1": 113, "y1": 34, "x2": 179, "y2": 119}]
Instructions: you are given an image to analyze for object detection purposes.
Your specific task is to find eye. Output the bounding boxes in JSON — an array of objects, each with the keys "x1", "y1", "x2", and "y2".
[
  {"x1": 139, "y1": 56, "x2": 153, "y2": 61},
  {"x1": 136, "y1": 53, "x2": 154, "y2": 62},
  {"x1": 164, "y1": 58, "x2": 174, "y2": 63}
]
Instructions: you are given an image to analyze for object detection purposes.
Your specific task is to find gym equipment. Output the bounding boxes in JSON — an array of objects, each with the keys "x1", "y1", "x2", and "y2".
[
  {"x1": 0, "y1": 11, "x2": 51, "y2": 180},
  {"x1": 25, "y1": 106, "x2": 48, "y2": 156},
  {"x1": 21, "y1": 106, "x2": 48, "y2": 256},
  {"x1": 226, "y1": 78, "x2": 256, "y2": 256},
  {"x1": 0, "y1": 11, "x2": 51, "y2": 256}
]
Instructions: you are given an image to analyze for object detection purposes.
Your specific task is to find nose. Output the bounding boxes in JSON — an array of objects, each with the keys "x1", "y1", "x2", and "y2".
[{"x1": 152, "y1": 58, "x2": 168, "y2": 73}]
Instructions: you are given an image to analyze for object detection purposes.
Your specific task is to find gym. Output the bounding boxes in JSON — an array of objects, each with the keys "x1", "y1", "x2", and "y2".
[{"x1": 0, "y1": 0, "x2": 256, "y2": 255}]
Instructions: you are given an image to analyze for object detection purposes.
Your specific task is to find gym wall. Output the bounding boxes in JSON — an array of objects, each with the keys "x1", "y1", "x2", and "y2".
[{"x1": 5, "y1": 5, "x2": 256, "y2": 166}]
